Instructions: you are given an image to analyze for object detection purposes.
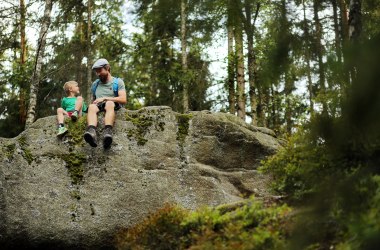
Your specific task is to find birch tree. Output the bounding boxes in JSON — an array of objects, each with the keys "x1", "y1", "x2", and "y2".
[
  {"x1": 25, "y1": 0, "x2": 53, "y2": 127},
  {"x1": 243, "y1": 0, "x2": 260, "y2": 125},
  {"x1": 233, "y1": 0, "x2": 246, "y2": 120}
]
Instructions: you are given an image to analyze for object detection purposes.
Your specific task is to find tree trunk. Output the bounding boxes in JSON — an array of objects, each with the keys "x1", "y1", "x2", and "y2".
[
  {"x1": 348, "y1": 0, "x2": 361, "y2": 41},
  {"x1": 284, "y1": 72, "x2": 293, "y2": 134},
  {"x1": 337, "y1": 0, "x2": 351, "y2": 90},
  {"x1": 25, "y1": 0, "x2": 53, "y2": 128},
  {"x1": 313, "y1": 0, "x2": 328, "y2": 114},
  {"x1": 87, "y1": 0, "x2": 93, "y2": 103},
  {"x1": 244, "y1": 0, "x2": 260, "y2": 125},
  {"x1": 348, "y1": 0, "x2": 362, "y2": 82},
  {"x1": 227, "y1": 2, "x2": 235, "y2": 115},
  {"x1": 339, "y1": 0, "x2": 349, "y2": 42},
  {"x1": 257, "y1": 86, "x2": 268, "y2": 127},
  {"x1": 181, "y1": 0, "x2": 189, "y2": 113},
  {"x1": 75, "y1": 19, "x2": 84, "y2": 93},
  {"x1": 235, "y1": 19, "x2": 245, "y2": 120},
  {"x1": 19, "y1": 0, "x2": 27, "y2": 126},
  {"x1": 302, "y1": 0, "x2": 314, "y2": 115},
  {"x1": 332, "y1": 0, "x2": 342, "y2": 63}
]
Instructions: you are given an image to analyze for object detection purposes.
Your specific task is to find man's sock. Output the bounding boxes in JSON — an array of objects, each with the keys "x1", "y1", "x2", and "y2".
[
  {"x1": 59, "y1": 123, "x2": 65, "y2": 128},
  {"x1": 105, "y1": 125, "x2": 113, "y2": 130},
  {"x1": 87, "y1": 125, "x2": 96, "y2": 130}
]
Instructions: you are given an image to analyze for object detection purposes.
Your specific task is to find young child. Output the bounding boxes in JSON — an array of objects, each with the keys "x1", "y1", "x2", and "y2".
[{"x1": 56, "y1": 81, "x2": 88, "y2": 136}]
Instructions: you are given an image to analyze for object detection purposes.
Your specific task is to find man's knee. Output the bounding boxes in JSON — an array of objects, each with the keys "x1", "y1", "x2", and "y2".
[
  {"x1": 104, "y1": 101, "x2": 115, "y2": 111},
  {"x1": 57, "y1": 107, "x2": 64, "y2": 114},
  {"x1": 88, "y1": 104, "x2": 99, "y2": 113}
]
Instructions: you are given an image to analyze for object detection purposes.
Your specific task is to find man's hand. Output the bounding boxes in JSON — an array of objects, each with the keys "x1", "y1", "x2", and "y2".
[{"x1": 93, "y1": 98, "x2": 108, "y2": 104}]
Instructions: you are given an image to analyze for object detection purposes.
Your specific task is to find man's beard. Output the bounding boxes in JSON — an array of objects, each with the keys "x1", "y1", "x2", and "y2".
[{"x1": 99, "y1": 74, "x2": 108, "y2": 83}]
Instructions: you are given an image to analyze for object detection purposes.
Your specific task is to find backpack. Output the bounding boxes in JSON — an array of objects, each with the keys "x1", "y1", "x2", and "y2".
[{"x1": 91, "y1": 77, "x2": 119, "y2": 99}]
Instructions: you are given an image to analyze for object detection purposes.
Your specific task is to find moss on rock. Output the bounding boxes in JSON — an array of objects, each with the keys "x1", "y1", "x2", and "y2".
[
  {"x1": 176, "y1": 113, "x2": 193, "y2": 143},
  {"x1": 3, "y1": 143, "x2": 16, "y2": 161},
  {"x1": 17, "y1": 135, "x2": 34, "y2": 164},
  {"x1": 126, "y1": 110, "x2": 166, "y2": 146},
  {"x1": 65, "y1": 116, "x2": 87, "y2": 145},
  {"x1": 61, "y1": 153, "x2": 87, "y2": 185}
]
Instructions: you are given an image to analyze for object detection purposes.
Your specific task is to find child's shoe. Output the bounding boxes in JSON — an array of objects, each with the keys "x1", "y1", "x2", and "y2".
[
  {"x1": 71, "y1": 111, "x2": 78, "y2": 122},
  {"x1": 57, "y1": 126, "x2": 68, "y2": 137}
]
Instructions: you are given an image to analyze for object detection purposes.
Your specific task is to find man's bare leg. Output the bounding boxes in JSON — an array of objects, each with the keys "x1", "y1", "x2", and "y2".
[{"x1": 87, "y1": 104, "x2": 99, "y2": 127}]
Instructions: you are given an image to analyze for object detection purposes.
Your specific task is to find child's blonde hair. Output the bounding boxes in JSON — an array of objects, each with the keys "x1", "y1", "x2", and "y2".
[{"x1": 63, "y1": 81, "x2": 78, "y2": 95}]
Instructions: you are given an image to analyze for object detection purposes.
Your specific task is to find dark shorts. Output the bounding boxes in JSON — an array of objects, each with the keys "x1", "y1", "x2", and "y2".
[{"x1": 96, "y1": 101, "x2": 122, "y2": 112}]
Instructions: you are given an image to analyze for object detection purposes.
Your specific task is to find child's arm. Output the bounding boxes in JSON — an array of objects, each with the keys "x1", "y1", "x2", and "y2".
[{"x1": 61, "y1": 98, "x2": 66, "y2": 111}]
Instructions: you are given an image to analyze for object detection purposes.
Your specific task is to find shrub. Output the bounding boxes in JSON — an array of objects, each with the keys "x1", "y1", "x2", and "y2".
[{"x1": 115, "y1": 197, "x2": 291, "y2": 250}]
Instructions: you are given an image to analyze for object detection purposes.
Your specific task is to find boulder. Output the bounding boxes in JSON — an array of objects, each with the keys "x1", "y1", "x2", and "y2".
[{"x1": 0, "y1": 106, "x2": 281, "y2": 249}]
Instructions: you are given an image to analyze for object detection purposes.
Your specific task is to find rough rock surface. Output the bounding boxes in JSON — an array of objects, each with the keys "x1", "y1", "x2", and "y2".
[{"x1": 0, "y1": 106, "x2": 281, "y2": 249}]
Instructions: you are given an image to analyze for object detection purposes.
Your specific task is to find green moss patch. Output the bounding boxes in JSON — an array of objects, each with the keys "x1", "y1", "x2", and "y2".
[
  {"x1": 61, "y1": 153, "x2": 87, "y2": 185},
  {"x1": 126, "y1": 110, "x2": 166, "y2": 146},
  {"x1": 17, "y1": 135, "x2": 34, "y2": 164},
  {"x1": 65, "y1": 116, "x2": 87, "y2": 145},
  {"x1": 176, "y1": 113, "x2": 193, "y2": 144},
  {"x1": 3, "y1": 143, "x2": 16, "y2": 161}
]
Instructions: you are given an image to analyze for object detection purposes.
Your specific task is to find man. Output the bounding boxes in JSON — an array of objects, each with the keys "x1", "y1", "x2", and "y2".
[{"x1": 83, "y1": 58, "x2": 127, "y2": 149}]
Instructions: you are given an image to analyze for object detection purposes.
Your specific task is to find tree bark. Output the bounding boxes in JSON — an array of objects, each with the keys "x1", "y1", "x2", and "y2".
[
  {"x1": 227, "y1": 1, "x2": 235, "y2": 115},
  {"x1": 348, "y1": 0, "x2": 361, "y2": 41},
  {"x1": 284, "y1": 72, "x2": 293, "y2": 134},
  {"x1": 181, "y1": 0, "x2": 189, "y2": 112},
  {"x1": 243, "y1": 0, "x2": 260, "y2": 125},
  {"x1": 20, "y1": 0, "x2": 26, "y2": 64},
  {"x1": 332, "y1": 0, "x2": 342, "y2": 63},
  {"x1": 337, "y1": 0, "x2": 351, "y2": 90},
  {"x1": 19, "y1": 0, "x2": 27, "y2": 126},
  {"x1": 87, "y1": 0, "x2": 93, "y2": 103},
  {"x1": 234, "y1": 13, "x2": 245, "y2": 120},
  {"x1": 302, "y1": 0, "x2": 314, "y2": 115},
  {"x1": 313, "y1": 0, "x2": 328, "y2": 114},
  {"x1": 25, "y1": 0, "x2": 53, "y2": 128},
  {"x1": 348, "y1": 0, "x2": 362, "y2": 82}
]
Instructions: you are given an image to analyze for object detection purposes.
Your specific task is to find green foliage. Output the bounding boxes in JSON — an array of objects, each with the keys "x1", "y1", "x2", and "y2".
[
  {"x1": 115, "y1": 204, "x2": 187, "y2": 250},
  {"x1": 115, "y1": 197, "x2": 291, "y2": 250},
  {"x1": 261, "y1": 35, "x2": 380, "y2": 249}
]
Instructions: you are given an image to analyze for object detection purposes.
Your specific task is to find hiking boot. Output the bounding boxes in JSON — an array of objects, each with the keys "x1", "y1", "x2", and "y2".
[
  {"x1": 71, "y1": 111, "x2": 78, "y2": 122},
  {"x1": 84, "y1": 127, "x2": 97, "y2": 147},
  {"x1": 103, "y1": 127, "x2": 113, "y2": 149},
  {"x1": 57, "y1": 126, "x2": 68, "y2": 137}
]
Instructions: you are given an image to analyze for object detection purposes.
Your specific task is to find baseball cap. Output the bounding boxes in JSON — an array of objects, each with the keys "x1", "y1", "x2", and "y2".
[{"x1": 92, "y1": 58, "x2": 109, "y2": 69}]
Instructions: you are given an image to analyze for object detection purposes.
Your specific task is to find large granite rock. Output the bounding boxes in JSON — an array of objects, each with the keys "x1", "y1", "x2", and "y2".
[{"x1": 0, "y1": 106, "x2": 281, "y2": 249}]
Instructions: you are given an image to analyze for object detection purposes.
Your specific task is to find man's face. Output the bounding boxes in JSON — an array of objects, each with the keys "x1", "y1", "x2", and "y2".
[{"x1": 95, "y1": 67, "x2": 109, "y2": 83}]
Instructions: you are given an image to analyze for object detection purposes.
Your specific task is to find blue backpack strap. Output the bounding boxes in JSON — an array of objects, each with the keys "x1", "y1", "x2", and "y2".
[
  {"x1": 112, "y1": 77, "x2": 119, "y2": 97},
  {"x1": 91, "y1": 79, "x2": 100, "y2": 99}
]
